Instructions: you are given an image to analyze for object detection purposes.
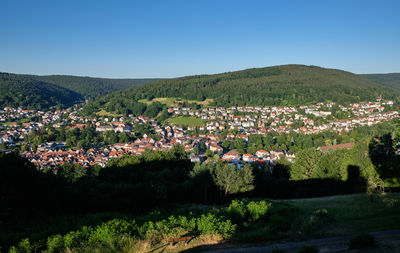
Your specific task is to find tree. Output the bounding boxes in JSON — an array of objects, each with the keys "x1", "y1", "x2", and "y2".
[
  {"x1": 213, "y1": 162, "x2": 254, "y2": 195},
  {"x1": 313, "y1": 149, "x2": 346, "y2": 180},
  {"x1": 272, "y1": 157, "x2": 291, "y2": 180},
  {"x1": 190, "y1": 163, "x2": 214, "y2": 203},
  {"x1": 57, "y1": 162, "x2": 87, "y2": 182},
  {"x1": 206, "y1": 150, "x2": 214, "y2": 157},
  {"x1": 290, "y1": 148, "x2": 322, "y2": 180}
]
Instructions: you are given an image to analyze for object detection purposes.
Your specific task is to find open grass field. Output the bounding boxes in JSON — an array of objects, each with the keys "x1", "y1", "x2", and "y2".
[
  {"x1": 139, "y1": 97, "x2": 214, "y2": 107},
  {"x1": 96, "y1": 109, "x2": 122, "y2": 117},
  {"x1": 146, "y1": 193, "x2": 400, "y2": 253},
  {"x1": 139, "y1": 97, "x2": 177, "y2": 106},
  {"x1": 168, "y1": 116, "x2": 205, "y2": 127},
  {"x1": 286, "y1": 193, "x2": 400, "y2": 236}
]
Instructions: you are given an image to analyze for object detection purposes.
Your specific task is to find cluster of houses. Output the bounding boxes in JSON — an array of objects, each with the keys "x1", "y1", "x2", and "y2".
[
  {"x1": 21, "y1": 134, "x2": 296, "y2": 169},
  {"x1": 1, "y1": 98, "x2": 399, "y2": 170},
  {"x1": 168, "y1": 100, "x2": 398, "y2": 135}
]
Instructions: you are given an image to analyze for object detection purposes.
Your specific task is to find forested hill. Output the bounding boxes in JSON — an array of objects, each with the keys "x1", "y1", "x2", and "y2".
[
  {"x1": 362, "y1": 73, "x2": 400, "y2": 91},
  {"x1": 0, "y1": 73, "x2": 83, "y2": 110},
  {"x1": 24, "y1": 75, "x2": 160, "y2": 99},
  {"x1": 84, "y1": 64, "x2": 398, "y2": 116}
]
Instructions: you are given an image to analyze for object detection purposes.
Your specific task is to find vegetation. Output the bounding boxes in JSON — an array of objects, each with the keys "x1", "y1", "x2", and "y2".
[
  {"x1": 0, "y1": 72, "x2": 83, "y2": 110},
  {"x1": 23, "y1": 126, "x2": 137, "y2": 150},
  {"x1": 24, "y1": 74, "x2": 160, "y2": 99},
  {"x1": 4, "y1": 192, "x2": 400, "y2": 252},
  {"x1": 84, "y1": 65, "x2": 400, "y2": 115},
  {"x1": 168, "y1": 116, "x2": 205, "y2": 127},
  {"x1": 363, "y1": 73, "x2": 400, "y2": 91}
]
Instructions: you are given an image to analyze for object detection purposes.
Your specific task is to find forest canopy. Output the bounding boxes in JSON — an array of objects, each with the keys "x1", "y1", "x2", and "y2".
[{"x1": 83, "y1": 65, "x2": 399, "y2": 115}]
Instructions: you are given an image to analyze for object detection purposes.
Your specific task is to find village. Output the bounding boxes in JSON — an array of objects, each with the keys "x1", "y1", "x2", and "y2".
[{"x1": 0, "y1": 98, "x2": 398, "y2": 170}]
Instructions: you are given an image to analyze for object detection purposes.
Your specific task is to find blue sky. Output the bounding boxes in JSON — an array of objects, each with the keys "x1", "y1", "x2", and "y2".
[{"x1": 1, "y1": 0, "x2": 399, "y2": 78}]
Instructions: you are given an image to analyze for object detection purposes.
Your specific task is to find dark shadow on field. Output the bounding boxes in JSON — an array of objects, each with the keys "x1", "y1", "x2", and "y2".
[
  {"x1": 368, "y1": 133, "x2": 400, "y2": 180},
  {"x1": 249, "y1": 165, "x2": 365, "y2": 200},
  {"x1": 179, "y1": 165, "x2": 367, "y2": 252}
]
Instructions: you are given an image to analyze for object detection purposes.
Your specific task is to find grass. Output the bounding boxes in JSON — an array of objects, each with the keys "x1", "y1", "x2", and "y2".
[
  {"x1": 138, "y1": 97, "x2": 214, "y2": 107},
  {"x1": 7, "y1": 193, "x2": 400, "y2": 253},
  {"x1": 96, "y1": 109, "x2": 122, "y2": 117},
  {"x1": 139, "y1": 97, "x2": 177, "y2": 107},
  {"x1": 286, "y1": 193, "x2": 400, "y2": 236},
  {"x1": 168, "y1": 116, "x2": 205, "y2": 127}
]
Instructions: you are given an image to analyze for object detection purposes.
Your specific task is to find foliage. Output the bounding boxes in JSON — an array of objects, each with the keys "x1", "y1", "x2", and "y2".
[
  {"x1": 290, "y1": 148, "x2": 322, "y2": 180},
  {"x1": 0, "y1": 72, "x2": 83, "y2": 110},
  {"x1": 213, "y1": 162, "x2": 254, "y2": 195},
  {"x1": 24, "y1": 126, "x2": 135, "y2": 149},
  {"x1": 226, "y1": 199, "x2": 271, "y2": 224},
  {"x1": 363, "y1": 73, "x2": 400, "y2": 91},
  {"x1": 57, "y1": 163, "x2": 87, "y2": 182},
  {"x1": 84, "y1": 65, "x2": 399, "y2": 115},
  {"x1": 26, "y1": 74, "x2": 159, "y2": 99}
]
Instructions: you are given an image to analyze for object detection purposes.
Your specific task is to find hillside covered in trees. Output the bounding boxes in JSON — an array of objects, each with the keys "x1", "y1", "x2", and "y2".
[
  {"x1": 0, "y1": 73, "x2": 83, "y2": 110},
  {"x1": 85, "y1": 65, "x2": 398, "y2": 116},
  {"x1": 25, "y1": 75, "x2": 160, "y2": 99},
  {"x1": 363, "y1": 73, "x2": 400, "y2": 91}
]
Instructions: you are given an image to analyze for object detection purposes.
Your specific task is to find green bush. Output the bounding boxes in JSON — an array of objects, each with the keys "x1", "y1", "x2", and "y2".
[
  {"x1": 196, "y1": 213, "x2": 236, "y2": 236},
  {"x1": 297, "y1": 244, "x2": 318, "y2": 253},
  {"x1": 227, "y1": 200, "x2": 247, "y2": 224},
  {"x1": 348, "y1": 233, "x2": 376, "y2": 249},
  {"x1": 88, "y1": 219, "x2": 135, "y2": 245},
  {"x1": 47, "y1": 235, "x2": 64, "y2": 253},
  {"x1": 63, "y1": 226, "x2": 92, "y2": 249},
  {"x1": 247, "y1": 201, "x2": 271, "y2": 222},
  {"x1": 310, "y1": 208, "x2": 332, "y2": 223},
  {"x1": 8, "y1": 239, "x2": 32, "y2": 253}
]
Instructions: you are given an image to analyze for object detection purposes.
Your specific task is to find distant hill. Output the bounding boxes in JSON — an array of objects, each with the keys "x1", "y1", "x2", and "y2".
[
  {"x1": 24, "y1": 75, "x2": 160, "y2": 99},
  {"x1": 84, "y1": 64, "x2": 398, "y2": 116},
  {"x1": 0, "y1": 73, "x2": 83, "y2": 110},
  {"x1": 362, "y1": 73, "x2": 400, "y2": 91}
]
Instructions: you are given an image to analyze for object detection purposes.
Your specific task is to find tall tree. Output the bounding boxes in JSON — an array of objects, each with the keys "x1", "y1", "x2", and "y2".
[{"x1": 213, "y1": 162, "x2": 254, "y2": 195}]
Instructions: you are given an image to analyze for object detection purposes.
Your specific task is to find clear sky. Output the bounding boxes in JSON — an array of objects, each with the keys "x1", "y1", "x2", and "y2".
[{"x1": 1, "y1": 0, "x2": 399, "y2": 78}]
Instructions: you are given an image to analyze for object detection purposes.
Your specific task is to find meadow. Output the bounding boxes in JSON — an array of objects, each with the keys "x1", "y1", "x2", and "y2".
[
  {"x1": 168, "y1": 116, "x2": 206, "y2": 127},
  {"x1": 5, "y1": 193, "x2": 400, "y2": 253}
]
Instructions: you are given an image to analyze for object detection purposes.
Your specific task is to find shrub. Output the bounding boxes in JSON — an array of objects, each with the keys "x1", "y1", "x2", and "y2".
[
  {"x1": 47, "y1": 235, "x2": 64, "y2": 253},
  {"x1": 297, "y1": 244, "x2": 318, "y2": 253},
  {"x1": 8, "y1": 239, "x2": 32, "y2": 253},
  {"x1": 63, "y1": 226, "x2": 92, "y2": 249},
  {"x1": 88, "y1": 219, "x2": 135, "y2": 244},
  {"x1": 247, "y1": 201, "x2": 271, "y2": 222},
  {"x1": 310, "y1": 208, "x2": 332, "y2": 223},
  {"x1": 348, "y1": 233, "x2": 376, "y2": 249},
  {"x1": 226, "y1": 200, "x2": 247, "y2": 224},
  {"x1": 196, "y1": 213, "x2": 236, "y2": 237}
]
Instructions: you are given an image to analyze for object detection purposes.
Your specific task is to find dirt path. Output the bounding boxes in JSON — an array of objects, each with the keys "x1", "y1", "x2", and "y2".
[{"x1": 201, "y1": 230, "x2": 400, "y2": 253}]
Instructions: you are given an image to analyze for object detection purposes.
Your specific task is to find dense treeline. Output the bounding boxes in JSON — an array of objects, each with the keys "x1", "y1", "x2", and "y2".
[
  {"x1": 363, "y1": 73, "x2": 400, "y2": 91},
  {"x1": 26, "y1": 75, "x2": 160, "y2": 99},
  {"x1": 83, "y1": 65, "x2": 399, "y2": 115},
  {"x1": 0, "y1": 73, "x2": 83, "y2": 110}
]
